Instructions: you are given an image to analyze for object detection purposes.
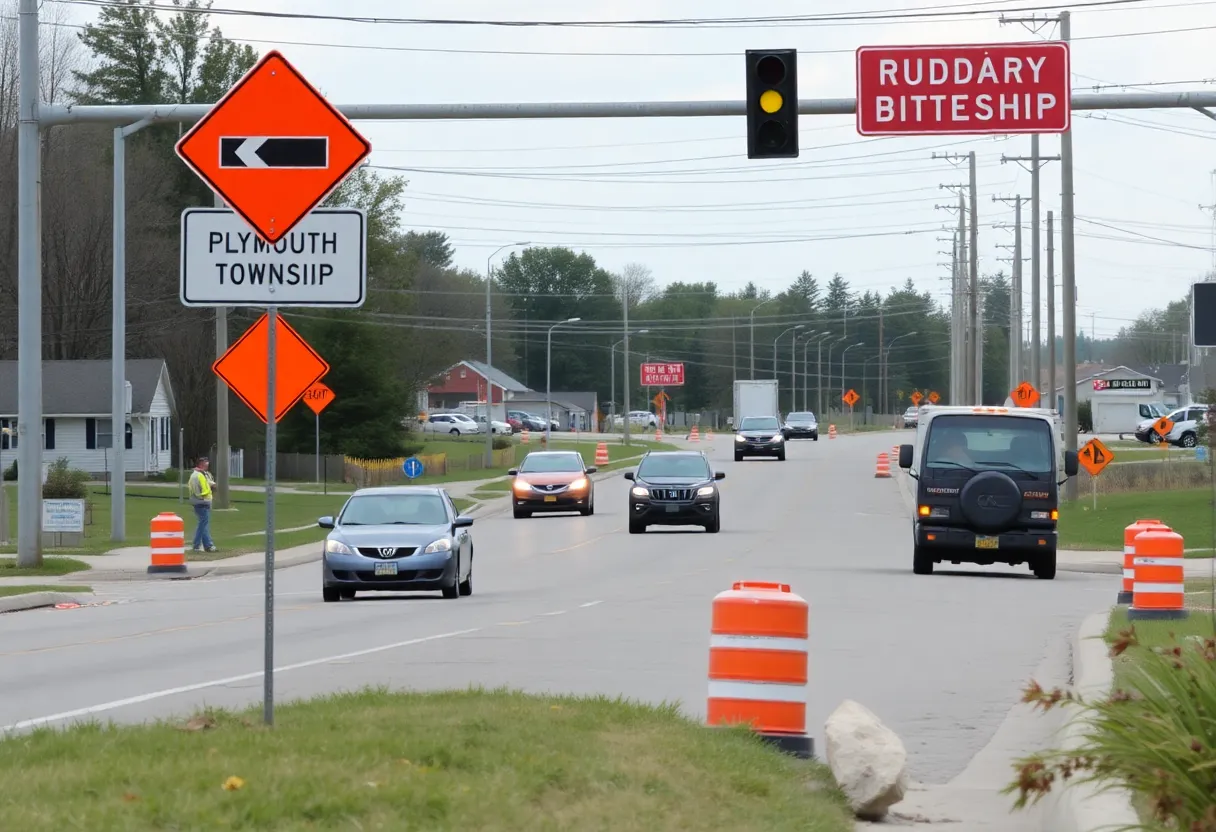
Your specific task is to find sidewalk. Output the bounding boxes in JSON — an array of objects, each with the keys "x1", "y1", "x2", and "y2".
[{"x1": 1059, "y1": 548, "x2": 1214, "y2": 577}]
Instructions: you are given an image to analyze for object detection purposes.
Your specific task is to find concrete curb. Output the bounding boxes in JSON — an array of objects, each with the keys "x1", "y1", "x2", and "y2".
[
  {"x1": 0, "y1": 589, "x2": 92, "y2": 614},
  {"x1": 1042, "y1": 610, "x2": 1139, "y2": 832},
  {"x1": 64, "y1": 548, "x2": 322, "y2": 582}
]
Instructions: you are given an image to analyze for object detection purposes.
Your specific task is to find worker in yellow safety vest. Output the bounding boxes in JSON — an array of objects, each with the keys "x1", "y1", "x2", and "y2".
[{"x1": 188, "y1": 456, "x2": 217, "y2": 552}]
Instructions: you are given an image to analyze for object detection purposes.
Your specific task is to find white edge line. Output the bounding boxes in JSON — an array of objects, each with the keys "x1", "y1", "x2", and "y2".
[
  {"x1": 0, "y1": 627, "x2": 482, "y2": 735},
  {"x1": 539, "y1": 610, "x2": 567, "y2": 616},
  {"x1": 579, "y1": 600, "x2": 603, "y2": 608}
]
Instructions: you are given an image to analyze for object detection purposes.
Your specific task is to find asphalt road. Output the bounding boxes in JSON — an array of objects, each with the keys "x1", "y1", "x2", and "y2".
[{"x1": 0, "y1": 431, "x2": 1111, "y2": 785}]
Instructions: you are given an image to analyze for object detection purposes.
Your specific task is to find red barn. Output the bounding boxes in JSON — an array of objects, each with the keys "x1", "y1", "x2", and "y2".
[{"x1": 427, "y1": 360, "x2": 532, "y2": 412}]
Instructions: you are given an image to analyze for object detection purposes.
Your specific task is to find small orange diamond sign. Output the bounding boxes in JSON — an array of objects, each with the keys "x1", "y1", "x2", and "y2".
[
  {"x1": 928, "y1": 391, "x2": 940, "y2": 404},
  {"x1": 842, "y1": 389, "x2": 859, "y2": 408},
  {"x1": 1151, "y1": 415, "x2": 1175, "y2": 443},
  {"x1": 302, "y1": 382, "x2": 335, "y2": 416},
  {"x1": 1011, "y1": 381, "x2": 1040, "y2": 407},
  {"x1": 1078, "y1": 437, "x2": 1114, "y2": 477},
  {"x1": 213, "y1": 313, "x2": 330, "y2": 423},
  {"x1": 909, "y1": 391, "x2": 923, "y2": 406}
]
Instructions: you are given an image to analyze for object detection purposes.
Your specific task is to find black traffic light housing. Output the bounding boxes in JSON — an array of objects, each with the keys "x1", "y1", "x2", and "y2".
[{"x1": 745, "y1": 49, "x2": 798, "y2": 159}]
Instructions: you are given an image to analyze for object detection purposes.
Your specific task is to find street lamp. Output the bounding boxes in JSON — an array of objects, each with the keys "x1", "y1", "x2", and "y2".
[
  {"x1": 612, "y1": 330, "x2": 648, "y2": 429},
  {"x1": 840, "y1": 341, "x2": 865, "y2": 411},
  {"x1": 547, "y1": 317, "x2": 581, "y2": 443},
  {"x1": 862, "y1": 354, "x2": 880, "y2": 426},
  {"x1": 485, "y1": 241, "x2": 529, "y2": 466},
  {"x1": 823, "y1": 335, "x2": 847, "y2": 416},
  {"x1": 883, "y1": 331, "x2": 919, "y2": 414},
  {"x1": 772, "y1": 325, "x2": 804, "y2": 410},
  {"x1": 797, "y1": 331, "x2": 821, "y2": 411},
  {"x1": 811, "y1": 332, "x2": 832, "y2": 414},
  {"x1": 749, "y1": 297, "x2": 777, "y2": 379}
]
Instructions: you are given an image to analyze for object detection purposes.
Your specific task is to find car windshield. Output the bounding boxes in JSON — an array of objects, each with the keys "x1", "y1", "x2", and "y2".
[
  {"x1": 787, "y1": 412, "x2": 815, "y2": 421},
  {"x1": 924, "y1": 415, "x2": 1054, "y2": 474},
  {"x1": 339, "y1": 493, "x2": 449, "y2": 526},
  {"x1": 637, "y1": 454, "x2": 711, "y2": 479},
  {"x1": 519, "y1": 453, "x2": 583, "y2": 473},
  {"x1": 739, "y1": 416, "x2": 780, "y2": 431}
]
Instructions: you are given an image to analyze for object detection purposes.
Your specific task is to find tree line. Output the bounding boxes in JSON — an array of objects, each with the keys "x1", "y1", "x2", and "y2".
[{"x1": 0, "y1": 0, "x2": 1054, "y2": 461}]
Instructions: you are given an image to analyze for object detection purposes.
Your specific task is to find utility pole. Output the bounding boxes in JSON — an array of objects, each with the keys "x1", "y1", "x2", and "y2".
[
  {"x1": 1047, "y1": 211, "x2": 1056, "y2": 410},
  {"x1": 877, "y1": 303, "x2": 884, "y2": 413},
  {"x1": 933, "y1": 151, "x2": 978, "y2": 403},
  {"x1": 1002, "y1": 141, "x2": 1061, "y2": 398},
  {"x1": 935, "y1": 194, "x2": 968, "y2": 404},
  {"x1": 994, "y1": 195, "x2": 1030, "y2": 387},
  {"x1": 213, "y1": 191, "x2": 230, "y2": 510}
]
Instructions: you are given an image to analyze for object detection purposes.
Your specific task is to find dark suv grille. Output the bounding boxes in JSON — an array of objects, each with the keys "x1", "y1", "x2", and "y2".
[
  {"x1": 357, "y1": 546, "x2": 417, "y2": 559},
  {"x1": 650, "y1": 488, "x2": 693, "y2": 501}
]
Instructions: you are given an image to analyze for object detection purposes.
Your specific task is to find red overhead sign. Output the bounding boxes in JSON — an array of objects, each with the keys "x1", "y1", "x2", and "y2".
[
  {"x1": 855, "y1": 42, "x2": 1070, "y2": 136},
  {"x1": 641, "y1": 362, "x2": 685, "y2": 386}
]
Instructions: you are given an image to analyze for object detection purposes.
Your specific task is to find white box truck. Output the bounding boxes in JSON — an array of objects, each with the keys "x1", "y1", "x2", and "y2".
[{"x1": 733, "y1": 380, "x2": 779, "y2": 423}]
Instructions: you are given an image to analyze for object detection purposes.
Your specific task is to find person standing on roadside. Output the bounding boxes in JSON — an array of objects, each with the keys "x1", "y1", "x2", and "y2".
[{"x1": 188, "y1": 456, "x2": 218, "y2": 553}]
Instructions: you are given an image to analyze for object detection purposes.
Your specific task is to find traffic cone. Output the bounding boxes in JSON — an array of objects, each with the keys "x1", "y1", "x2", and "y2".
[
  {"x1": 875, "y1": 452, "x2": 891, "y2": 478},
  {"x1": 828, "y1": 425, "x2": 837, "y2": 440},
  {"x1": 690, "y1": 425, "x2": 700, "y2": 442},
  {"x1": 891, "y1": 444, "x2": 899, "y2": 459},
  {"x1": 706, "y1": 428, "x2": 715, "y2": 440},
  {"x1": 521, "y1": 428, "x2": 530, "y2": 444},
  {"x1": 655, "y1": 426, "x2": 663, "y2": 442},
  {"x1": 595, "y1": 441, "x2": 609, "y2": 466}
]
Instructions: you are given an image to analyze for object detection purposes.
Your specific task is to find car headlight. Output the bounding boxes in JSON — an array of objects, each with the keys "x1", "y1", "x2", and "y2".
[
  {"x1": 631, "y1": 486, "x2": 649, "y2": 498},
  {"x1": 735, "y1": 434, "x2": 746, "y2": 443},
  {"x1": 325, "y1": 539, "x2": 356, "y2": 555},
  {"x1": 569, "y1": 477, "x2": 589, "y2": 491},
  {"x1": 512, "y1": 479, "x2": 533, "y2": 493},
  {"x1": 423, "y1": 538, "x2": 452, "y2": 554},
  {"x1": 772, "y1": 435, "x2": 784, "y2": 442},
  {"x1": 696, "y1": 486, "x2": 716, "y2": 497}
]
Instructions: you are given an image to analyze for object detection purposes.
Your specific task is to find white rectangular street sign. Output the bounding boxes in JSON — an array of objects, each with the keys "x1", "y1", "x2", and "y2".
[{"x1": 180, "y1": 207, "x2": 366, "y2": 307}]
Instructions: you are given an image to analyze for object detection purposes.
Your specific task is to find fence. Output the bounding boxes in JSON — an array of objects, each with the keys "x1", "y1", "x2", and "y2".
[
  {"x1": 344, "y1": 446, "x2": 517, "y2": 487},
  {"x1": 241, "y1": 451, "x2": 346, "y2": 482}
]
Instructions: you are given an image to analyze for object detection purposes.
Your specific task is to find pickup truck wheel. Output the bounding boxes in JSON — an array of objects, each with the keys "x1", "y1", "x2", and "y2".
[
  {"x1": 1033, "y1": 551, "x2": 1057, "y2": 580},
  {"x1": 913, "y1": 545, "x2": 934, "y2": 575}
]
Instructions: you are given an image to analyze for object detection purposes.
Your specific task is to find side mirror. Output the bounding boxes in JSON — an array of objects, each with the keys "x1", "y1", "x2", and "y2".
[
  {"x1": 1063, "y1": 450, "x2": 1079, "y2": 478},
  {"x1": 623, "y1": 472, "x2": 635, "y2": 481},
  {"x1": 507, "y1": 468, "x2": 518, "y2": 476},
  {"x1": 585, "y1": 466, "x2": 597, "y2": 474},
  {"x1": 714, "y1": 471, "x2": 726, "y2": 480},
  {"x1": 898, "y1": 445, "x2": 914, "y2": 470},
  {"x1": 453, "y1": 516, "x2": 474, "y2": 528},
  {"x1": 318, "y1": 516, "x2": 335, "y2": 529}
]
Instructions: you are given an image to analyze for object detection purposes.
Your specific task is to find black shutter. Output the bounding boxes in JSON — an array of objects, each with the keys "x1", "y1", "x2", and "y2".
[
  {"x1": 86, "y1": 418, "x2": 96, "y2": 449},
  {"x1": 125, "y1": 422, "x2": 133, "y2": 450},
  {"x1": 44, "y1": 419, "x2": 55, "y2": 450}
]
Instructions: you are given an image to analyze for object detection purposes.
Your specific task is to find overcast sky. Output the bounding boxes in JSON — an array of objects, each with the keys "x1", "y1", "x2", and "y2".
[{"x1": 60, "y1": 0, "x2": 1216, "y2": 339}]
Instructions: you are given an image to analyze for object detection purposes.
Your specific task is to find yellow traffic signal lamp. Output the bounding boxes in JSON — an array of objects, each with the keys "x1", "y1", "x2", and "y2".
[{"x1": 746, "y1": 49, "x2": 798, "y2": 159}]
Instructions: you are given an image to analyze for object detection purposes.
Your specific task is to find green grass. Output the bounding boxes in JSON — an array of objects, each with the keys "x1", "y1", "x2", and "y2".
[
  {"x1": 451, "y1": 498, "x2": 474, "y2": 513},
  {"x1": 471, "y1": 480, "x2": 512, "y2": 493},
  {"x1": 0, "y1": 584, "x2": 91, "y2": 598},
  {"x1": 0, "y1": 688, "x2": 852, "y2": 832},
  {"x1": 0, "y1": 557, "x2": 92, "y2": 577},
  {"x1": 1058, "y1": 488, "x2": 1216, "y2": 552},
  {"x1": 1105, "y1": 585, "x2": 1216, "y2": 692}
]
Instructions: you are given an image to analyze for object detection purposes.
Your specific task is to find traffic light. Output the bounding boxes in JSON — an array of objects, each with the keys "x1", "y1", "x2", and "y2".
[{"x1": 745, "y1": 49, "x2": 798, "y2": 159}]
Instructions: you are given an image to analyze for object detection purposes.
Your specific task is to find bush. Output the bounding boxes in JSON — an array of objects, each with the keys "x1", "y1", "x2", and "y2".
[
  {"x1": 1006, "y1": 626, "x2": 1216, "y2": 830},
  {"x1": 42, "y1": 457, "x2": 89, "y2": 499},
  {"x1": 1077, "y1": 400, "x2": 1093, "y2": 433},
  {"x1": 2, "y1": 459, "x2": 14, "y2": 481},
  {"x1": 401, "y1": 432, "x2": 425, "y2": 457},
  {"x1": 159, "y1": 466, "x2": 179, "y2": 483},
  {"x1": 492, "y1": 436, "x2": 513, "y2": 451}
]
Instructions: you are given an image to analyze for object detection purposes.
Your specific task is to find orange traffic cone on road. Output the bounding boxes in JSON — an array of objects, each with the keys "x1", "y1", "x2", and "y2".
[
  {"x1": 706, "y1": 428, "x2": 715, "y2": 440},
  {"x1": 655, "y1": 426, "x2": 663, "y2": 442},
  {"x1": 690, "y1": 425, "x2": 700, "y2": 442},
  {"x1": 892, "y1": 444, "x2": 899, "y2": 459},
  {"x1": 875, "y1": 453, "x2": 891, "y2": 478},
  {"x1": 828, "y1": 425, "x2": 837, "y2": 440},
  {"x1": 707, "y1": 581, "x2": 812, "y2": 759},
  {"x1": 148, "y1": 512, "x2": 187, "y2": 574},
  {"x1": 520, "y1": 428, "x2": 530, "y2": 444},
  {"x1": 594, "y1": 441, "x2": 609, "y2": 466}
]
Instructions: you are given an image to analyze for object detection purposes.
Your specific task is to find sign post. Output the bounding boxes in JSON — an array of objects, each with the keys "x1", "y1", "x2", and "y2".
[
  {"x1": 302, "y1": 383, "x2": 335, "y2": 484},
  {"x1": 843, "y1": 389, "x2": 859, "y2": 431},
  {"x1": 1078, "y1": 436, "x2": 1114, "y2": 511},
  {"x1": 176, "y1": 49, "x2": 371, "y2": 726}
]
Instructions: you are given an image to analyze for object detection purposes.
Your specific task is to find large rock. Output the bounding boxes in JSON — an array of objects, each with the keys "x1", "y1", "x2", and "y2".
[{"x1": 824, "y1": 699, "x2": 909, "y2": 820}]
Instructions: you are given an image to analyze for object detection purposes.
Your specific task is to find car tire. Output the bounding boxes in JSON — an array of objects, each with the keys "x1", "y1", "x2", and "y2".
[
  {"x1": 1148, "y1": 430, "x2": 1162, "y2": 443},
  {"x1": 450, "y1": 428, "x2": 460, "y2": 436},
  {"x1": 628, "y1": 519, "x2": 646, "y2": 534},
  {"x1": 459, "y1": 552, "x2": 473, "y2": 596},
  {"x1": 734, "y1": 452, "x2": 743, "y2": 462},
  {"x1": 322, "y1": 587, "x2": 340, "y2": 602},
  {"x1": 705, "y1": 511, "x2": 721, "y2": 533},
  {"x1": 1033, "y1": 551, "x2": 1057, "y2": 580},
  {"x1": 776, "y1": 449, "x2": 786, "y2": 461},
  {"x1": 913, "y1": 545, "x2": 934, "y2": 575},
  {"x1": 812, "y1": 434, "x2": 818, "y2": 441},
  {"x1": 340, "y1": 589, "x2": 355, "y2": 600},
  {"x1": 442, "y1": 556, "x2": 461, "y2": 599},
  {"x1": 1181, "y1": 432, "x2": 1197, "y2": 448},
  {"x1": 513, "y1": 508, "x2": 531, "y2": 519}
]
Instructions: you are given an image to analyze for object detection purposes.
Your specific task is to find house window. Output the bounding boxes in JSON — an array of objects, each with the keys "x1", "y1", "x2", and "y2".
[
  {"x1": 44, "y1": 419, "x2": 54, "y2": 450},
  {"x1": 87, "y1": 419, "x2": 133, "y2": 450},
  {"x1": 460, "y1": 369, "x2": 467, "y2": 378},
  {"x1": 0, "y1": 418, "x2": 15, "y2": 449},
  {"x1": 160, "y1": 418, "x2": 170, "y2": 452}
]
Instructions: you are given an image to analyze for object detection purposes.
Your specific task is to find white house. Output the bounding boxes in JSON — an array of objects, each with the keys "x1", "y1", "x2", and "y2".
[{"x1": 0, "y1": 359, "x2": 177, "y2": 478}]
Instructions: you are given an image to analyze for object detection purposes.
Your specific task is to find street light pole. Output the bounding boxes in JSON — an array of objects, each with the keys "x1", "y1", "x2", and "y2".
[
  {"x1": 824, "y1": 335, "x2": 847, "y2": 417},
  {"x1": 863, "y1": 355, "x2": 880, "y2": 424},
  {"x1": 485, "y1": 241, "x2": 529, "y2": 466},
  {"x1": 772, "y1": 325, "x2": 804, "y2": 411},
  {"x1": 749, "y1": 297, "x2": 776, "y2": 380},
  {"x1": 840, "y1": 341, "x2": 865, "y2": 406},
  {"x1": 547, "y1": 317, "x2": 581, "y2": 444},
  {"x1": 882, "y1": 331, "x2": 919, "y2": 417},
  {"x1": 795, "y1": 331, "x2": 819, "y2": 411},
  {"x1": 612, "y1": 330, "x2": 647, "y2": 430}
]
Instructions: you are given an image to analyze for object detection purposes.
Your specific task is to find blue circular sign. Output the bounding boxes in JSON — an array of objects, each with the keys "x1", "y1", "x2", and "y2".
[{"x1": 403, "y1": 457, "x2": 424, "y2": 479}]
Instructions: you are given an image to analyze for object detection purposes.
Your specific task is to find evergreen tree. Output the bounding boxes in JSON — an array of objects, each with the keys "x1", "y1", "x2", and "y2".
[{"x1": 73, "y1": 0, "x2": 166, "y2": 105}]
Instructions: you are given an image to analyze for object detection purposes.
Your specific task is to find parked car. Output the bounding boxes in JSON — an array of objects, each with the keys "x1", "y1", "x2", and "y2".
[
  {"x1": 422, "y1": 413, "x2": 482, "y2": 436},
  {"x1": 508, "y1": 410, "x2": 547, "y2": 432},
  {"x1": 473, "y1": 415, "x2": 512, "y2": 435},
  {"x1": 505, "y1": 416, "x2": 524, "y2": 433},
  {"x1": 612, "y1": 410, "x2": 659, "y2": 428},
  {"x1": 508, "y1": 451, "x2": 596, "y2": 518},
  {"x1": 318, "y1": 486, "x2": 474, "y2": 602}
]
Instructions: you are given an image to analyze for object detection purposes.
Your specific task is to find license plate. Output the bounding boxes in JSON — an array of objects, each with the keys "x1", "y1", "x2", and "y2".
[
  {"x1": 975, "y1": 536, "x2": 999, "y2": 550},
  {"x1": 666, "y1": 504, "x2": 679, "y2": 513},
  {"x1": 544, "y1": 495, "x2": 557, "y2": 503},
  {"x1": 374, "y1": 562, "x2": 398, "y2": 576}
]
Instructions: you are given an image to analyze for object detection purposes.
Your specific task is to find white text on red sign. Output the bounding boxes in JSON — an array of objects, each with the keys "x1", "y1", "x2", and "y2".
[{"x1": 855, "y1": 43, "x2": 1070, "y2": 136}]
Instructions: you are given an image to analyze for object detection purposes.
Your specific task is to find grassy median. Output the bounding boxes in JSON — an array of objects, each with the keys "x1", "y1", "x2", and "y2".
[
  {"x1": 0, "y1": 584, "x2": 91, "y2": 598},
  {"x1": 1058, "y1": 488, "x2": 1216, "y2": 554},
  {"x1": 0, "y1": 688, "x2": 852, "y2": 831}
]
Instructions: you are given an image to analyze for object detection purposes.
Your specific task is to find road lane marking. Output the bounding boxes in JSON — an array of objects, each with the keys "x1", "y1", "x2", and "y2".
[
  {"x1": 579, "y1": 600, "x2": 603, "y2": 608},
  {"x1": 548, "y1": 528, "x2": 623, "y2": 554},
  {"x1": 0, "y1": 627, "x2": 483, "y2": 735},
  {"x1": 539, "y1": 610, "x2": 567, "y2": 616}
]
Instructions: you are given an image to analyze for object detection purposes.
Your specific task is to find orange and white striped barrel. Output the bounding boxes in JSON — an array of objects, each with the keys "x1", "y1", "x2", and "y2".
[
  {"x1": 1119, "y1": 519, "x2": 1169, "y2": 604},
  {"x1": 520, "y1": 428, "x2": 530, "y2": 444},
  {"x1": 706, "y1": 428, "x2": 715, "y2": 440},
  {"x1": 690, "y1": 425, "x2": 700, "y2": 442},
  {"x1": 875, "y1": 452, "x2": 891, "y2": 478},
  {"x1": 828, "y1": 425, "x2": 837, "y2": 439},
  {"x1": 891, "y1": 444, "x2": 899, "y2": 459},
  {"x1": 1128, "y1": 529, "x2": 1188, "y2": 621},
  {"x1": 594, "y1": 441, "x2": 609, "y2": 466},
  {"x1": 655, "y1": 426, "x2": 663, "y2": 441},
  {"x1": 147, "y1": 512, "x2": 187, "y2": 574},
  {"x1": 707, "y1": 580, "x2": 813, "y2": 758}
]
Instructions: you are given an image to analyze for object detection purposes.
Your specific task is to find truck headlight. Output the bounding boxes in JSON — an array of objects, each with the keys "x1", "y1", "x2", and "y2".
[
  {"x1": 631, "y1": 486, "x2": 649, "y2": 498},
  {"x1": 735, "y1": 435, "x2": 746, "y2": 443},
  {"x1": 696, "y1": 486, "x2": 716, "y2": 497}
]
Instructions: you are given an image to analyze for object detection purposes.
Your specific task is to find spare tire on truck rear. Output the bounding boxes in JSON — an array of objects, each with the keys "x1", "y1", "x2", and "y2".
[{"x1": 958, "y1": 471, "x2": 1022, "y2": 534}]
